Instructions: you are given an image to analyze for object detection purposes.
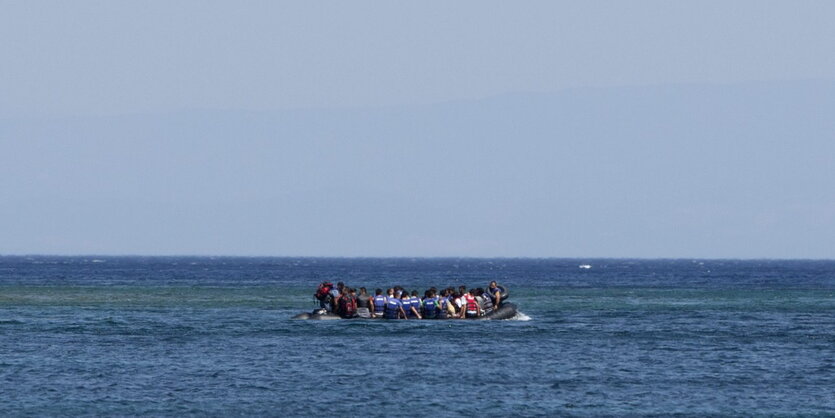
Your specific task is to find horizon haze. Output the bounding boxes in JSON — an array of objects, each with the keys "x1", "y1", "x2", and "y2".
[{"x1": 2, "y1": 2, "x2": 835, "y2": 258}]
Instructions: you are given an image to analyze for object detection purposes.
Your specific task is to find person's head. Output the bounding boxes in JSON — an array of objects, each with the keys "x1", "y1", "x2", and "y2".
[
  {"x1": 349, "y1": 288, "x2": 356, "y2": 295},
  {"x1": 359, "y1": 287, "x2": 367, "y2": 295},
  {"x1": 401, "y1": 292, "x2": 410, "y2": 300},
  {"x1": 375, "y1": 288, "x2": 383, "y2": 296},
  {"x1": 387, "y1": 288, "x2": 394, "y2": 296},
  {"x1": 476, "y1": 288, "x2": 484, "y2": 296},
  {"x1": 468, "y1": 289, "x2": 476, "y2": 295},
  {"x1": 411, "y1": 290, "x2": 418, "y2": 297},
  {"x1": 395, "y1": 289, "x2": 402, "y2": 298},
  {"x1": 458, "y1": 285, "x2": 467, "y2": 294},
  {"x1": 428, "y1": 290, "x2": 436, "y2": 298},
  {"x1": 337, "y1": 282, "x2": 345, "y2": 291},
  {"x1": 489, "y1": 281, "x2": 498, "y2": 289}
]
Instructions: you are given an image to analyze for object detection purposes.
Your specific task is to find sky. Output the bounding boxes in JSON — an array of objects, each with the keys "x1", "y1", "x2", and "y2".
[{"x1": 2, "y1": 1, "x2": 835, "y2": 257}]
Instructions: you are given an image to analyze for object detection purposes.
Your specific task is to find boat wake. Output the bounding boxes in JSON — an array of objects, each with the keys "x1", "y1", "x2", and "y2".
[{"x1": 510, "y1": 311, "x2": 531, "y2": 321}]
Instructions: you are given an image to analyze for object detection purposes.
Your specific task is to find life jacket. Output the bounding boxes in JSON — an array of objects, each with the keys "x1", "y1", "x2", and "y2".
[
  {"x1": 384, "y1": 297, "x2": 401, "y2": 319},
  {"x1": 337, "y1": 295, "x2": 357, "y2": 318},
  {"x1": 488, "y1": 286, "x2": 503, "y2": 303},
  {"x1": 409, "y1": 296, "x2": 421, "y2": 317},
  {"x1": 373, "y1": 295, "x2": 388, "y2": 314},
  {"x1": 481, "y1": 293, "x2": 494, "y2": 313},
  {"x1": 401, "y1": 298, "x2": 413, "y2": 317},
  {"x1": 314, "y1": 282, "x2": 333, "y2": 301},
  {"x1": 465, "y1": 294, "x2": 478, "y2": 315},
  {"x1": 423, "y1": 297, "x2": 438, "y2": 319},
  {"x1": 437, "y1": 297, "x2": 448, "y2": 319}
]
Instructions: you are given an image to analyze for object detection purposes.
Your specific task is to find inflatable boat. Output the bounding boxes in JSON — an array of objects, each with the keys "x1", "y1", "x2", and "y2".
[
  {"x1": 292, "y1": 285, "x2": 516, "y2": 320},
  {"x1": 292, "y1": 302, "x2": 517, "y2": 320}
]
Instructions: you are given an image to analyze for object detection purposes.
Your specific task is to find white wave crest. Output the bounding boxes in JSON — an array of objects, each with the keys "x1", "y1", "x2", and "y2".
[{"x1": 510, "y1": 311, "x2": 531, "y2": 321}]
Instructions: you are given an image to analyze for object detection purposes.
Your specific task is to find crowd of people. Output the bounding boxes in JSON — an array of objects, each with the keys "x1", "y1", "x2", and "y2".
[{"x1": 314, "y1": 281, "x2": 505, "y2": 319}]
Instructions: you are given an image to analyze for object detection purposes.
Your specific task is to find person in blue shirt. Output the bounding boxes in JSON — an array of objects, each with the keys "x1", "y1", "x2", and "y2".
[
  {"x1": 422, "y1": 289, "x2": 439, "y2": 319},
  {"x1": 384, "y1": 292, "x2": 406, "y2": 319},
  {"x1": 409, "y1": 290, "x2": 422, "y2": 318},
  {"x1": 488, "y1": 281, "x2": 503, "y2": 308},
  {"x1": 436, "y1": 289, "x2": 450, "y2": 319},
  {"x1": 371, "y1": 288, "x2": 388, "y2": 318},
  {"x1": 401, "y1": 291, "x2": 422, "y2": 319}
]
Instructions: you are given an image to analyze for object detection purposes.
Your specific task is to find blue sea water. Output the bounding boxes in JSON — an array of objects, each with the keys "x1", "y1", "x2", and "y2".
[{"x1": 1, "y1": 257, "x2": 834, "y2": 416}]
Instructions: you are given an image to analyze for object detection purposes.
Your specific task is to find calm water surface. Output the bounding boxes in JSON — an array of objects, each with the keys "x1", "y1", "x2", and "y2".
[{"x1": 1, "y1": 257, "x2": 834, "y2": 415}]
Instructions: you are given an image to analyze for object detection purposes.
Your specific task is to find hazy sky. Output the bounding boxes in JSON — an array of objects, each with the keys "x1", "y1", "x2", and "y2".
[
  {"x1": 3, "y1": 1, "x2": 835, "y2": 116},
  {"x1": 2, "y1": 1, "x2": 835, "y2": 257}
]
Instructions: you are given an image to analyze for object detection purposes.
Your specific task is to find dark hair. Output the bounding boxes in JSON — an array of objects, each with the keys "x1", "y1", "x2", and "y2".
[
  {"x1": 375, "y1": 288, "x2": 383, "y2": 295},
  {"x1": 411, "y1": 290, "x2": 418, "y2": 297}
]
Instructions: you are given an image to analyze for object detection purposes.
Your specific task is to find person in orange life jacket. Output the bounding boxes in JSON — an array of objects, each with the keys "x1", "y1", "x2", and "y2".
[
  {"x1": 401, "y1": 291, "x2": 422, "y2": 319},
  {"x1": 488, "y1": 281, "x2": 502, "y2": 308},
  {"x1": 460, "y1": 289, "x2": 482, "y2": 319},
  {"x1": 371, "y1": 288, "x2": 388, "y2": 318},
  {"x1": 356, "y1": 287, "x2": 372, "y2": 319}
]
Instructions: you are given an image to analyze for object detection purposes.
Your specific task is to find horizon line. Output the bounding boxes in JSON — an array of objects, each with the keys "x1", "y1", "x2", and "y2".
[{"x1": 1, "y1": 253, "x2": 832, "y2": 262}]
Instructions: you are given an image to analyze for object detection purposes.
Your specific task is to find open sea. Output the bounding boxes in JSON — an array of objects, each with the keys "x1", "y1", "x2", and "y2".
[{"x1": 1, "y1": 256, "x2": 834, "y2": 416}]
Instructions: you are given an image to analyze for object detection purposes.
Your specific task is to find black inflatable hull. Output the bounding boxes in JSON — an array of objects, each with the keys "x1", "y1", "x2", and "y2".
[
  {"x1": 477, "y1": 303, "x2": 517, "y2": 320},
  {"x1": 292, "y1": 303, "x2": 518, "y2": 321}
]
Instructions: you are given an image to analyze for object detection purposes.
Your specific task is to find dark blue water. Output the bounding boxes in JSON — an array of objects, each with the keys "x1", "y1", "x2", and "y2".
[{"x1": 2, "y1": 257, "x2": 834, "y2": 415}]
